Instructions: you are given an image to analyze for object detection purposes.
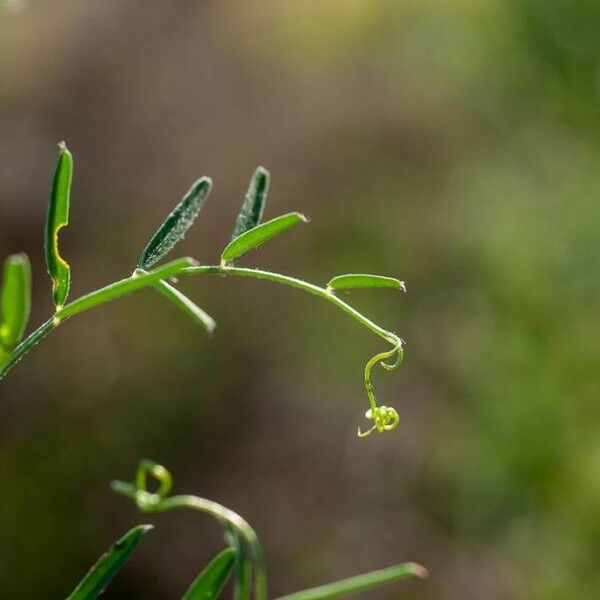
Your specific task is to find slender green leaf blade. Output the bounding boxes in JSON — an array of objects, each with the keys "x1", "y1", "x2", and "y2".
[
  {"x1": 181, "y1": 547, "x2": 236, "y2": 600},
  {"x1": 274, "y1": 562, "x2": 427, "y2": 600},
  {"x1": 67, "y1": 525, "x2": 153, "y2": 600},
  {"x1": 231, "y1": 166, "x2": 270, "y2": 240},
  {"x1": 221, "y1": 212, "x2": 308, "y2": 265},
  {"x1": 45, "y1": 141, "x2": 72, "y2": 308},
  {"x1": 152, "y1": 278, "x2": 216, "y2": 335},
  {"x1": 327, "y1": 274, "x2": 405, "y2": 293},
  {"x1": 138, "y1": 177, "x2": 212, "y2": 269},
  {"x1": 0, "y1": 254, "x2": 31, "y2": 352}
]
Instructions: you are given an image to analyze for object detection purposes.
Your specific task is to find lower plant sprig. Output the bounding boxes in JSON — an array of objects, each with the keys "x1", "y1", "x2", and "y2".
[
  {"x1": 112, "y1": 460, "x2": 427, "y2": 600},
  {"x1": 111, "y1": 460, "x2": 267, "y2": 600}
]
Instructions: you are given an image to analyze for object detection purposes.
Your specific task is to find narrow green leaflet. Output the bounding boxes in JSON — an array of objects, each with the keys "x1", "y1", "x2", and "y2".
[
  {"x1": 138, "y1": 176, "x2": 212, "y2": 269},
  {"x1": 152, "y1": 278, "x2": 216, "y2": 335},
  {"x1": 327, "y1": 274, "x2": 405, "y2": 293},
  {"x1": 231, "y1": 166, "x2": 270, "y2": 240},
  {"x1": 274, "y1": 562, "x2": 427, "y2": 600},
  {"x1": 181, "y1": 547, "x2": 236, "y2": 600},
  {"x1": 221, "y1": 212, "x2": 308, "y2": 265},
  {"x1": 66, "y1": 525, "x2": 153, "y2": 600},
  {"x1": 45, "y1": 141, "x2": 73, "y2": 308},
  {"x1": 0, "y1": 254, "x2": 31, "y2": 355}
]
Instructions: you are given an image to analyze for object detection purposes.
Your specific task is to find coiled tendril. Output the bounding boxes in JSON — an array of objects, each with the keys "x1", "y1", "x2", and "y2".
[
  {"x1": 110, "y1": 459, "x2": 173, "y2": 511},
  {"x1": 111, "y1": 460, "x2": 268, "y2": 600},
  {"x1": 358, "y1": 336, "x2": 404, "y2": 438}
]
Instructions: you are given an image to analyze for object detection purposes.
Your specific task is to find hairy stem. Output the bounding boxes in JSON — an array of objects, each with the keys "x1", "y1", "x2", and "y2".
[
  {"x1": 1, "y1": 261, "x2": 401, "y2": 422},
  {"x1": 0, "y1": 317, "x2": 56, "y2": 379},
  {"x1": 56, "y1": 258, "x2": 192, "y2": 320},
  {"x1": 183, "y1": 266, "x2": 400, "y2": 346},
  {"x1": 0, "y1": 258, "x2": 193, "y2": 380}
]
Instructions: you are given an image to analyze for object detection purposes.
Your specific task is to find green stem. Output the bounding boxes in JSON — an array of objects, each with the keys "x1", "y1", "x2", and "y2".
[
  {"x1": 185, "y1": 266, "x2": 403, "y2": 436},
  {"x1": 183, "y1": 266, "x2": 400, "y2": 346},
  {"x1": 56, "y1": 258, "x2": 192, "y2": 320},
  {"x1": 0, "y1": 258, "x2": 193, "y2": 380},
  {"x1": 0, "y1": 317, "x2": 56, "y2": 379},
  {"x1": 157, "y1": 495, "x2": 267, "y2": 600},
  {"x1": 0, "y1": 262, "x2": 400, "y2": 399}
]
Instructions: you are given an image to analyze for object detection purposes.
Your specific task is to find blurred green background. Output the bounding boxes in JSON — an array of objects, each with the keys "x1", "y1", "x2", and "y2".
[{"x1": 1, "y1": 1, "x2": 600, "y2": 598}]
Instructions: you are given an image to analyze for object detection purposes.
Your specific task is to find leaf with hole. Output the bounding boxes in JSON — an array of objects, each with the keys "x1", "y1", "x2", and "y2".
[
  {"x1": 274, "y1": 562, "x2": 427, "y2": 600},
  {"x1": 0, "y1": 254, "x2": 31, "y2": 358},
  {"x1": 66, "y1": 525, "x2": 152, "y2": 600},
  {"x1": 231, "y1": 166, "x2": 270, "y2": 240},
  {"x1": 327, "y1": 274, "x2": 405, "y2": 293},
  {"x1": 138, "y1": 176, "x2": 212, "y2": 269},
  {"x1": 45, "y1": 142, "x2": 73, "y2": 308},
  {"x1": 221, "y1": 212, "x2": 307, "y2": 265},
  {"x1": 181, "y1": 547, "x2": 236, "y2": 600}
]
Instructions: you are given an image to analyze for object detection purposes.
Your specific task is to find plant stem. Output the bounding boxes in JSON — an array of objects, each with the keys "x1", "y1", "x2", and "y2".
[
  {"x1": 183, "y1": 266, "x2": 400, "y2": 346},
  {"x1": 0, "y1": 317, "x2": 56, "y2": 379},
  {"x1": 0, "y1": 261, "x2": 400, "y2": 383},
  {"x1": 56, "y1": 258, "x2": 192, "y2": 319},
  {"x1": 156, "y1": 495, "x2": 267, "y2": 600},
  {"x1": 0, "y1": 258, "x2": 193, "y2": 380}
]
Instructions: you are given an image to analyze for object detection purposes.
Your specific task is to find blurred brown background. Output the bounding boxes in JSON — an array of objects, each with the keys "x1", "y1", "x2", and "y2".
[{"x1": 2, "y1": 1, "x2": 600, "y2": 598}]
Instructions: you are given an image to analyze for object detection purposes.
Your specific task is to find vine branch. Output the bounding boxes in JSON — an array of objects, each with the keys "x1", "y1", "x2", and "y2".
[{"x1": 0, "y1": 262, "x2": 403, "y2": 435}]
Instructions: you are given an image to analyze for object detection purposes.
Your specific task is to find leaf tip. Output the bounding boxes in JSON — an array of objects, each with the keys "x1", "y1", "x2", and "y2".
[
  {"x1": 198, "y1": 175, "x2": 213, "y2": 188},
  {"x1": 119, "y1": 524, "x2": 154, "y2": 543},
  {"x1": 255, "y1": 164, "x2": 269, "y2": 175},
  {"x1": 57, "y1": 140, "x2": 70, "y2": 155},
  {"x1": 10, "y1": 252, "x2": 29, "y2": 265},
  {"x1": 407, "y1": 562, "x2": 428, "y2": 579},
  {"x1": 186, "y1": 256, "x2": 200, "y2": 268}
]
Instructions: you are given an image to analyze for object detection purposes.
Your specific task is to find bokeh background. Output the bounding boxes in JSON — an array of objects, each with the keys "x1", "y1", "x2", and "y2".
[{"x1": 1, "y1": 1, "x2": 600, "y2": 598}]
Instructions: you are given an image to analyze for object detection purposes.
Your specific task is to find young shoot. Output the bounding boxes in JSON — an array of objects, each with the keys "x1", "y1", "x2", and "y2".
[
  {"x1": 0, "y1": 144, "x2": 407, "y2": 437},
  {"x1": 111, "y1": 460, "x2": 427, "y2": 600}
]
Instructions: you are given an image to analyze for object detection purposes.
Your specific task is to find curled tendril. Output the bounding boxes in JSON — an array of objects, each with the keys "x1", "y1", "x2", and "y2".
[
  {"x1": 111, "y1": 459, "x2": 172, "y2": 512},
  {"x1": 358, "y1": 337, "x2": 404, "y2": 438},
  {"x1": 111, "y1": 460, "x2": 268, "y2": 600}
]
